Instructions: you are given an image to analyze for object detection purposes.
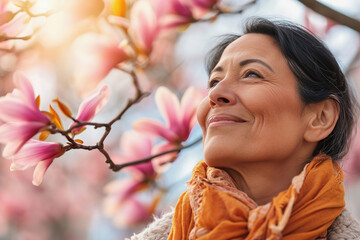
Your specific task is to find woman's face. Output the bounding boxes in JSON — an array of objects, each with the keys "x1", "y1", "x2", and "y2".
[{"x1": 197, "y1": 33, "x2": 312, "y2": 169}]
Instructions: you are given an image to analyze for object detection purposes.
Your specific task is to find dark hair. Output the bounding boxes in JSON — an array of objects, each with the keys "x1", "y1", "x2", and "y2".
[{"x1": 205, "y1": 17, "x2": 357, "y2": 160}]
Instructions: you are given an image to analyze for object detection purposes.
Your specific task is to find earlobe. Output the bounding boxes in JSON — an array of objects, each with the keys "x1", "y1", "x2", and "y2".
[{"x1": 304, "y1": 98, "x2": 339, "y2": 143}]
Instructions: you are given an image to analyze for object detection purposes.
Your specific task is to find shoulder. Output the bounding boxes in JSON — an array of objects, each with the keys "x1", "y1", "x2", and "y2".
[
  {"x1": 327, "y1": 208, "x2": 360, "y2": 240},
  {"x1": 126, "y1": 210, "x2": 174, "y2": 240}
]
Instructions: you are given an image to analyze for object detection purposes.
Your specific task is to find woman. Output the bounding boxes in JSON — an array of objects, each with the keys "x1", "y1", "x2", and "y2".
[{"x1": 129, "y1": 18, "x2": 360, "y2": 239}]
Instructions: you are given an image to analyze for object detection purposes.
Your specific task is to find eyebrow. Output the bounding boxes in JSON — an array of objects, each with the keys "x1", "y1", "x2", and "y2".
[
  {"x1": 210, "y1": 58, "x2": 274, "y2": 75},
  {"x1": 240, "y1": 59, "x2": 274, "y2": 72}
]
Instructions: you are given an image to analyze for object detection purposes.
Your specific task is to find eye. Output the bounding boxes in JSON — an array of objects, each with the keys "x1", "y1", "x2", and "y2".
[
  {"x1": 244, "y1": 70, "x2": 263, "y2": 79},
  {"x1": 208, "y1": 79, "x2": 220, "y2": 88}
]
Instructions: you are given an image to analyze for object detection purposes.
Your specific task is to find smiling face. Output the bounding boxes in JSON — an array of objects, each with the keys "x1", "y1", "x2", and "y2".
[{"x1": 197, "y1": 33, "x2": 316, "y2": 170}]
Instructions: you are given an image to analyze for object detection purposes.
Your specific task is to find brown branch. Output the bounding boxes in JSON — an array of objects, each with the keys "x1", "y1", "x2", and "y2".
[
  {"x1": 52, "y1": 71, "x2": 151, "y2": 171},
  {"x1": 113, "y1": 136, "x2": 203, "y2": 171},
  {"x1": 298, "y1": 0, "x2": 360, "y2": 33}
]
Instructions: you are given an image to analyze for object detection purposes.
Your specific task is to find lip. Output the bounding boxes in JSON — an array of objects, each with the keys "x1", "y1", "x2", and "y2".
[{"x1": 207, "y1": 114, "x2": 246, "y2": 128}]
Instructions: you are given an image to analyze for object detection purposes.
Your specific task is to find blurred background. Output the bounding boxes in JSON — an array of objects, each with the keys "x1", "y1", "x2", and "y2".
[{"x1": 0, "y1": 0, "x2": 360, "y2": 239}]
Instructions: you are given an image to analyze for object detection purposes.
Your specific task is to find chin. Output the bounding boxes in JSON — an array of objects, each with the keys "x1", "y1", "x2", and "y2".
[{"x1": 203, "y1": 145, "x2": 236, "y2": 169}]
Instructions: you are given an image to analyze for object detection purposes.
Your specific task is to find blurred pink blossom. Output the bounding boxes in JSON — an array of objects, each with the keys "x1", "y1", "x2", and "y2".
[
  {"x1": 102, "y1": 179, "x2": 153, "y2": 227},
  {"x1": 9, "y1": 140, "x2": 64, "y2": 186},
  {"x1": 304, "y1": 9, "x2": 336, "y2": 38},
  {"x1": 0, "y1": 3, "x2": 27, "y2": 50},
  {"x1": 70, "y1": 85, "x2": 110, "y2": 135},
  {"x1": 73, "y1": 33, "x2": 130, "y2": 93},
  {"x1": 151, "y1": 141, "x2": 178, "y2": 173},
  {"x1": 0, "y1": 73, "x2": 50, "y2": 157},
  {"x1": 113, "y1": 131, "x2": 156, "y2": 178},
  {"x1": 133, "y1": 86, "x2": 204, "y2": 144},
  {"x1": 342, "y1": 125, "x2": 360, "y2": 183},
  {"x1": 187, "y1": 0, "x2": 220, "y2": 18},
  {"x1": 129, "y1": 0, "x2": 161, "y2": 55},
  {"x1": 159, "y1": 0, "x2": 220, "y2": 28},
  {"x1": 0, "y1": 150, "x2": 109, "y2": 239}
]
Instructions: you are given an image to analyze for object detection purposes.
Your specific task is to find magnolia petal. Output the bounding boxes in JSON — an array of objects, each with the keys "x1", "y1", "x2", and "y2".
[
  {"x1": 0, "y1": 98, "x2": 48, "y2": 123},
  {"x1": 129, "y1": 0, "x2": 159, "y2": 55},
  {"x1": 0, "y1": 13, "x2": 27, "y2": 49},
  {"x1": 179, "y1": 87, "x2": 204, "y2": 140},
  {"x1": 133, "y1": 118, "x2": 178, "y2": 142},
  {"x1": 155, "y1": 86, "x2": 181, "y2": 130},
  {"x1": 9, "y1": 140, "x2": 63, "y2": 170},
  {"x1": 121, "y1": 131, "x2": 152, "y2": 159},
  {"x1": 159, "y1": 14, "x2": 191, "y2": 28},
  {"x1": 75, "y1": 85, "x2": 110, "y2": 122},
  {"x1": 113, "y1": 197, "x2": 149, "y2": 227},
  {"x1": 32, "y1": 158, "x2": 54, "y2": 186},
  {"x1": 151, "y1": 142, "x2": 178, "y2": 173},
  {"x1": 0, "y1": 122, "x2": 47, "y2": 157},
  {"x1": 73, "y1": 33, "x2": 130, "y2": 93},
  {"x1": 13, "y1": 72, "x2": 37, "y2": 108},
  {"x1": 114, "y1": 131, "x2": 155, "y2": 177}
]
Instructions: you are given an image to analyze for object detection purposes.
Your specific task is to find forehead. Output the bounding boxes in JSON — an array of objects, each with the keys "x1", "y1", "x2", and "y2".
[{"x1": 219, "y1": 33, "x2": 285, "y2": 64}]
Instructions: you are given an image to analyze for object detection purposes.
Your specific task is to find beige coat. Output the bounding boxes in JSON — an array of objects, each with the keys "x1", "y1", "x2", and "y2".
[{"x1": 128, "y1": 208, "x2": 360, "y2": 240}]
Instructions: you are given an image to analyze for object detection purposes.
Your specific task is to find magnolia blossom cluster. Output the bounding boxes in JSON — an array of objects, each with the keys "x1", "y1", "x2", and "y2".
[
  {"x1": 103, "y1": 86, "x2": 204, "y2": 227},
  {"x1": 0, "y1": 71, "x2": 204, "y2": 227},
  {"x1": 73, "y1": 0, "x2": 222, "y2": 92},
  {"x1": 0, "y1": 73, "x2": 110, "y2": 186}
]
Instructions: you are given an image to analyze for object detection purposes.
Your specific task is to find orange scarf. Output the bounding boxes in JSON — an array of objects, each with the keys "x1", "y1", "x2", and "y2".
[{"x1": 168, "y1": 155, "x2": 344, "y2": 240}]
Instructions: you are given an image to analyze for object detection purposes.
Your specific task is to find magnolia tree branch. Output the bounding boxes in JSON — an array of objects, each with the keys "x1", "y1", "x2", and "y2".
[
  {"x1": 52, "y1": 71, "x2": 151, "y2": 171},
  {"x1": 53, "y1": 69, "x2": 202, "y2": 172},
  {"x1": 298, "y1": 0, "x2": 360, "y2": 33},
  {"x1": 114, "y1": 136, "x2": 203, "y2": 171}
]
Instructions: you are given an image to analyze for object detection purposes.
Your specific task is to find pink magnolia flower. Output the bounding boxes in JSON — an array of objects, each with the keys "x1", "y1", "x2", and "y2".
[
  {"x1": 129, "y1": 0, "x2": 161, "y2": 56},
  {"x1": 342, "y1": 125, "x2": 360, "y2": 183},
  {"x1": 0, "y1": 73, "x2": 50, "y2": 157},
  {"x1": 102, "y1": 179, "x2": 154, "y2": 227},
  {"x1": 159, "y1": 0, "x2": 220, "y2": 28},
  {"x1": 113, "y1": 131, "x2": 156, "y2": 178},
  {"x1": 151, "y1": 141, "x2": 178, "y2": 173},
  {"x1": 304, "y1": 9, "x2": 336, "y2": 38},
  {"x1": 133, "y1": 86, "x2": 204, "y2": 144},
  {"x1": 158, "y1": 0, "x2": 193, "y2": 28},
  {"x1": 0, "y1": 3, "x2": 27, "y2": 49},
  {"x1": 9, "y1": 140, "x2": 64, "y2": 186},
  {"x1": 73, "y1": 33, "x2": 130, "y2": 93},
  {"x1": 70, "y1": 85, "x2": 110, "y2": 135}
]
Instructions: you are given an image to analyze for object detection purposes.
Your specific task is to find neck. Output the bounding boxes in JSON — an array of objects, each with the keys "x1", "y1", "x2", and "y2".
[{"x1": 222, "y1": 158, "x2": 308, "y2": 205}]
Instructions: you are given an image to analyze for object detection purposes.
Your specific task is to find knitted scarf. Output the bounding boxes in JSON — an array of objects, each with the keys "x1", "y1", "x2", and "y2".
[{"x1": 168, "y1": 155, "x2": 345, "y2": 240}]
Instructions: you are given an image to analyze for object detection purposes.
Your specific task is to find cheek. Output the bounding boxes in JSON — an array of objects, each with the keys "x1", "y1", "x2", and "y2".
[{"x1": 196, "y1": 97, "x2": 210, "y2": 132}]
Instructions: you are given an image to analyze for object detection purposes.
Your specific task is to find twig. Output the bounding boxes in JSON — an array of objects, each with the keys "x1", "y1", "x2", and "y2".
[
  {"x1": 54, "y1": 71, "x2": 153, "y2": 171},
  {"x1": 113, "y1": 136, "x2": 203, "y2": 171}
]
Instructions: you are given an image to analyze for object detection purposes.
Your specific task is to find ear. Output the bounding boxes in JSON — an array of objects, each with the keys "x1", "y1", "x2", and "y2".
[{"x1": 304, "y1": 98, "x2": 340, "y2": 143}]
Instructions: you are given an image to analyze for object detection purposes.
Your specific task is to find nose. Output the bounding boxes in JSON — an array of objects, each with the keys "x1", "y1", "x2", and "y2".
[{"x1": 208, "y1": 81, "x2": 236, "y2": 108}]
